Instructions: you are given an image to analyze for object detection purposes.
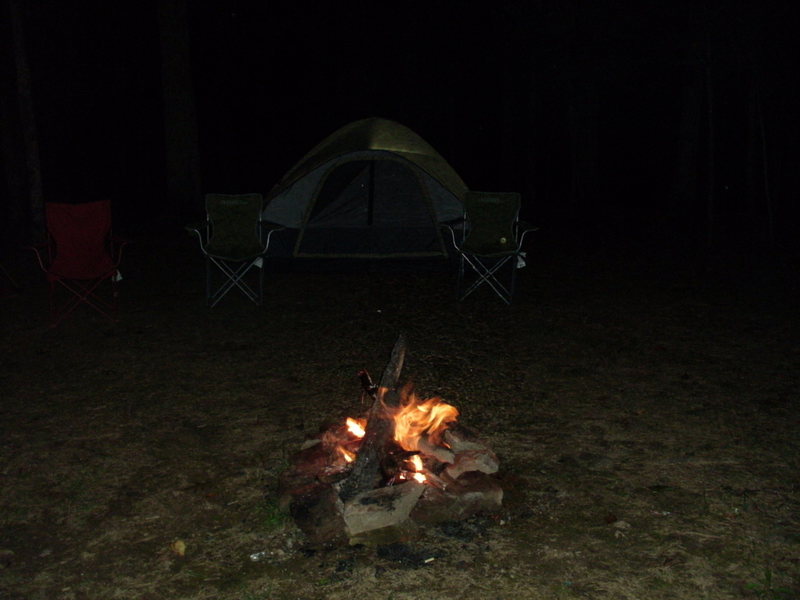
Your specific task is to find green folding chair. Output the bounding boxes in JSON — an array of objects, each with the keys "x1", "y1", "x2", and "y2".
[
  {"x1": 187, "y1": 193, "x2": 283, "y2": 307},
  {"x1": 443, "y1": 191, "x2": 538, "y2": 304}
]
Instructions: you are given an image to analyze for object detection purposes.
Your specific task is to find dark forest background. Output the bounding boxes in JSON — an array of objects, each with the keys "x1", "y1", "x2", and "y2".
[{"x1": 2, "y1": 0, "x2": 799, "y2": 261}]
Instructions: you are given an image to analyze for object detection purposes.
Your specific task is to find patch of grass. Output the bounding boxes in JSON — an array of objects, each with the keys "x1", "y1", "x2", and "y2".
[
  {"x1": 255, "y1": 498, "x2": 288, "y2": 532},
  {"x1": 546, "y1": 580, "x2": 583, "y2": 599},
  {"x1": 745, "y1": 567, "x2": 795, "y2": 600}
]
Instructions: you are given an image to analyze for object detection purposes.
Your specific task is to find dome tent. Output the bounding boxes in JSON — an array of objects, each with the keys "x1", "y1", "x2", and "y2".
[{"x1": 262, "y1": 118, "x2": 467, "y2": 258}]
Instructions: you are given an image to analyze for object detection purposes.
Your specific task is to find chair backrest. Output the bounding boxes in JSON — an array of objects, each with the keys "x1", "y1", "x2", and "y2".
[
  {"x1": 462, "y1": 191, "x2": 521, "y2": 255},
  {"x1": 205, "y1": 194, "x2": 263, "y2": 256},
  {"x1": 46, "y1": 200, "x2": 115, "y2": 279}
]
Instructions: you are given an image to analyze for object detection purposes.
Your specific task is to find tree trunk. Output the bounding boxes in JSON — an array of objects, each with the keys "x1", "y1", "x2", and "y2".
[
  {"x1": 0, "y1": 79, "x2": 26, "y2": 249},
  {"x1": 704, "y1": 40, "x2": 715, "y2": 251},
  {"x1": 566, "y1": 81, "x2": 598, "y2": 220},
  {"x1": 8, "y1": 0, "x2": 43, "y2": 242},
  {"x1": 754, "y1": 89, "x2": 775, "y2": 248},
  {"x1": 158, "y1": 0, "x2": 202, "y2": 224},
  {"x1": 669, "y1": 67, "x2": 702, "y2": 249}
]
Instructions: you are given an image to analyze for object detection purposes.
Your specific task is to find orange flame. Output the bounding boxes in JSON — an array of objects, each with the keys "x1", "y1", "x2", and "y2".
[
  {"x1": 408, "y1": 454, "x2": 426, "y2": 483},
  {"x1": 336, "y1": 388, "x2": 457, "y2": 485},
  {"x1": 409, "y1": 454, "x2": 423, "y2": 471},
  {"x1": 392, "y1": 391, "x2": 459, "y2": 451},
  {"x1": 346, "y1": 417, "x2": 366, "y2": 438}
]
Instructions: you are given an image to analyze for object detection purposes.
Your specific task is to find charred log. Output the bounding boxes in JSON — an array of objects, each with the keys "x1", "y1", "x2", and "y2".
[{"x1": 337, "y1": 335, "x2": 406, "y2": 501}]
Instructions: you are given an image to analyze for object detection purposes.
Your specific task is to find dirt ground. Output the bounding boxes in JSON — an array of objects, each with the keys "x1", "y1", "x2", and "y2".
[{"x1": 1, "y1": 234, "x2": 798, "y2": 600}]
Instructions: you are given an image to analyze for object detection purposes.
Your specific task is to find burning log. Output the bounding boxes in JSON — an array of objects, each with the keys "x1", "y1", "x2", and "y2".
[
  {"x1": 277, "y1": 335, "x2": 504, "y2": 546},
  {"x1": 417, "y1": 435, "x2": 455, "y2": 465},
  {"x1": 336, "y1": 334, "x2": 406, "y2": 502}
]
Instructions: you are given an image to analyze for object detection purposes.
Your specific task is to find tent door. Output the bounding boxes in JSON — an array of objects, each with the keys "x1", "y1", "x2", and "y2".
[{"x1": 295, "y1": 159, "x2": 446, "y2": 258}]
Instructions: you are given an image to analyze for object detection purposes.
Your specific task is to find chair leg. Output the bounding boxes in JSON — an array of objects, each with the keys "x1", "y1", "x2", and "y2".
[
  {"x1": 458, "y1": 255, "x2": 515, "y2": 304},
  {"x1": 207, "y1": 257, "x2": 263, "y2": 307},
  {"x1": 509, "y1": 258, "x2": 518, "y2": 302},
  {"x1": 49, "y1": 281, "x2": 57, "y2": 327},
  {"x1": 456, "y1": 254, "x2": 466, "y2": 300},
  {"x1": 110, "y1": 277, "x2": 119, "y2": 318},
  {"x1": 49, "y1": 276, "x2": 119, "y2": 326},
  {"x1": 206, "y1": 258, "x2": 213, "y2": 306},
  {"x1": 258, "y1": 260, "x2": 264, "y2": 305}
]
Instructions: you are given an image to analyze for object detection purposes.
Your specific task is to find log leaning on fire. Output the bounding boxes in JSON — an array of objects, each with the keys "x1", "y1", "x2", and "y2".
[{"x1": 337, "y1": 334, "x2": 406, "y2": 502}]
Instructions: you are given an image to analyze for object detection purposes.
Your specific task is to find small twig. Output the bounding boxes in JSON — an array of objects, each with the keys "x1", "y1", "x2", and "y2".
[{"x1": 673, "y1": 530, "x2": 723, "y2": 539}]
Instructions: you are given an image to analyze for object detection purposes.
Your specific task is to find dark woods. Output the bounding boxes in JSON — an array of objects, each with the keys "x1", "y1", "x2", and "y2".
[{"x1": 2, "y1": 1, "x2": 798, "y2": 259}]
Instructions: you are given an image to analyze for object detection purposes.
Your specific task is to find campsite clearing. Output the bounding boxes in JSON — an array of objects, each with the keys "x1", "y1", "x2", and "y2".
[{"x1": 0, "y1": 236, "x2": 797, "y2": 600}]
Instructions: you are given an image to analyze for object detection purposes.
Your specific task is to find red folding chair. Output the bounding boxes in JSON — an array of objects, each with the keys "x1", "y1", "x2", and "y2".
[{"x1": 30, "y1": 200, "x2": 128, "y2": 326}]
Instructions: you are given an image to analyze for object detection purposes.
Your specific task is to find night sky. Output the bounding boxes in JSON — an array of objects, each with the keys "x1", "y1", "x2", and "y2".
[{"x1": 3, "y1": 0, "x2": 799, "y2": 254}]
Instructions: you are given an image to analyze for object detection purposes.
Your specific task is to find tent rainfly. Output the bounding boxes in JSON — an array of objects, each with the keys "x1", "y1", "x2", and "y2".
[{"x1": 262, "y1": 118, "x2": 467, "y2": 258}]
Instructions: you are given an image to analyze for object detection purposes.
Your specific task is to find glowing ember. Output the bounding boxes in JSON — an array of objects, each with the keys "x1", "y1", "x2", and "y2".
[
  {"x1": 346, "y1": 417, "x2": 366, "y2": 438},
  {"x1": 339, "y1": 447, "x2": 356, "y2": 463},
  {"x1": 408, "y1": 454, "x2": 426, "y2": 482}
]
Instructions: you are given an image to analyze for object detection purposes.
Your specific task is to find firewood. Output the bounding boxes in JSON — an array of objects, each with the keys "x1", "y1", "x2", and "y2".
[
  {"x1": 380, "y1": 445, "x2": 419, "y2": 482},
  {"x1": 418, "y1": 435, "x2": 455, "y2": 464},
  {"x1": 357, "y1": 369, "x2": 378, "y2": 401},
  {"x1": 337, "y1": 335, "x2": 406, "y2": 501}
]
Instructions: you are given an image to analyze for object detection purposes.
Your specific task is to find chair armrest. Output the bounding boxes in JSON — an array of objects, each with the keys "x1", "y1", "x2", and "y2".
[
  {"x1": 185, "y1": 221, "x2": 207, "y2": 234},
  {"x1": 25, "y1": 241, "x2": 49, "y2": 252},
  {"x1": 259, "y1": 221, "x2": 286, "y2": 249},
  {"x1": 111, "y1": 234, "x2": 132, "y2": 250},
  {"x1": 25, "y1": 241, "x2": 52, "y2": 271},
  {"x1": 440, "y1": 217, "x2": 465, "y2": 229},
  {"x1": 516, "y1": 222, "x2": 539, "y2": 246},
  {"x1": 440, "y1": 218, "x2": 466, "y2": 248},
  {"x1": 110, "y1": 235, "x2": 130, "y2": 265},
  {"x1": 259, "y1": 220, "x2": 285, "y2": 232},
  {"x1": 185, "y1": 221, "x2": 211, "y2": 250}
]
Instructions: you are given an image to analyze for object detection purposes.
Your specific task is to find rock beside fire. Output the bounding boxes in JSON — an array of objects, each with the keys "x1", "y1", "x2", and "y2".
[
  {"x1": 411, "y1": 472, "x2": 503, "y2": 525},
  {"x1": 278, "y1": 422, "x2": 503, "y2": 546},
  {"x1": 287, "y1": 481, "x2": 347, "y2": 546},
  {"x1": 343, "y1": 481, "x2": 425, "y2": 545},
  {"x1": 441, "y1": 424, "x2": 500, "y2": 480}
]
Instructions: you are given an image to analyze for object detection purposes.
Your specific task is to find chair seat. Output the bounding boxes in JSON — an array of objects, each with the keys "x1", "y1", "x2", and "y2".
[
  {"x1": 48, "y1": 253, "x2": 116, "y2": 280},
  {"x1": 462, "y1": 239, "x2": 515, "y2": 256},
  {"x1": 205, "y1": 239, "x2": 267, "y2": 262}
]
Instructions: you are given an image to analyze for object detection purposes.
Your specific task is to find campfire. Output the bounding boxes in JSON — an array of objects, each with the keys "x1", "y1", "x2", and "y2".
[{"x1": 278, "y1": 335, "x2": 502, "y2": 546}]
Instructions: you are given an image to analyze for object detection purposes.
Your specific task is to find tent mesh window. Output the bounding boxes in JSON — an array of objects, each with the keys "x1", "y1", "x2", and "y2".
[{"x1": 297, "y1": 159, "x2": 444, "y2": 257}]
